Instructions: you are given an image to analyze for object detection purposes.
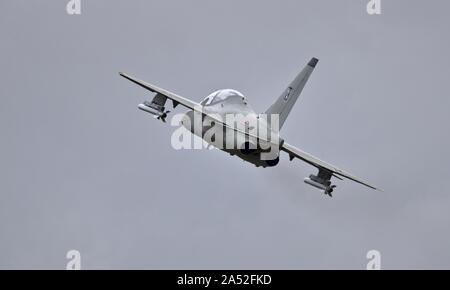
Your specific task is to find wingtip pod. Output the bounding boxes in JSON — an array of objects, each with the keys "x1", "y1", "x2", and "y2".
[{"x1": 308, "y1": 57, "x2": 319, "y2": 68}]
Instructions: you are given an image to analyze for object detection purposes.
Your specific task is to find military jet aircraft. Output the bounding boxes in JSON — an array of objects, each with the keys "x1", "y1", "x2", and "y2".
[{"x1": 120, "y1": 58, "x2": 380, "y2": 196}]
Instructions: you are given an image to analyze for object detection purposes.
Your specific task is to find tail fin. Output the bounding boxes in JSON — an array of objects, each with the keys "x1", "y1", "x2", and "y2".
[{"x1": 265, "y1": 58, "x2": 318, "y2": 129}]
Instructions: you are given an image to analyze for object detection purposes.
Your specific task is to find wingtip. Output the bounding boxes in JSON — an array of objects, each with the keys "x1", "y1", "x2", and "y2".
[
  {"x1": 119, "y1": 72, "x2": 133, "y2": 80},
  {"x1": 308, "y1": 57, "x2": 319, "y2": 68}
]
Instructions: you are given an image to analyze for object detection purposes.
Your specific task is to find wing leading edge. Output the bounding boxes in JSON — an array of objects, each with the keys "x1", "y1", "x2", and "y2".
[
  {"x1": 119, "y1": 72, "x2": 200, "y2": 110},
  {"x1": 119, "y1": 72, "x2": 279, "y2": 145},
  {"x1": 281, "y1": 142, "x2": 381, "y2": 191}
]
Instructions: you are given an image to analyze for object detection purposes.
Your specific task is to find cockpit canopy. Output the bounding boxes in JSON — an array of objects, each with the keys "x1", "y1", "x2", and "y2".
[{"x1": 201, "y1": 89, "x2": 245, "y2": 106}]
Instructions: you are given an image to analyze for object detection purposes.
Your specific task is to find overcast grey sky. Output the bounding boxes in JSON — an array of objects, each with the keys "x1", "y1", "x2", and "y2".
[{"x1": 1, "y1": 0, "x2": 450, "y2": 269}]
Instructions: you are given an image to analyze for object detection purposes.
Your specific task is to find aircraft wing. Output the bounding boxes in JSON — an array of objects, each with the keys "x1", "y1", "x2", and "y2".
[
  {"x1": 119, "y1": 72, "x2": 278, "y2": 144},
  {"x1": 119, "y1": 72, "x2": 200, "y2": 110},
  {"x1": 281, "y1": 142, "x2": 381, "y2": 191}
]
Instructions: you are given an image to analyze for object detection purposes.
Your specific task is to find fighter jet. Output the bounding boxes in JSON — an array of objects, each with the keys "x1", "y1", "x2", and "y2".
[{"x1": 120, "y1": 58, "x2": 381, "y2": 197}]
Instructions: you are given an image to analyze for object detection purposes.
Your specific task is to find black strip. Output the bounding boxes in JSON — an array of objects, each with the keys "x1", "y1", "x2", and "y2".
[{"x1": 308, "y1": 57, "x2": 319, "y2": 68}]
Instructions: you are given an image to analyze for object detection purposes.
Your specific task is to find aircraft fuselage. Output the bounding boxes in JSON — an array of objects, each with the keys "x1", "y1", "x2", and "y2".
[{"x1": 180, "y1": 89, "x2": 281, "y2": 168}]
